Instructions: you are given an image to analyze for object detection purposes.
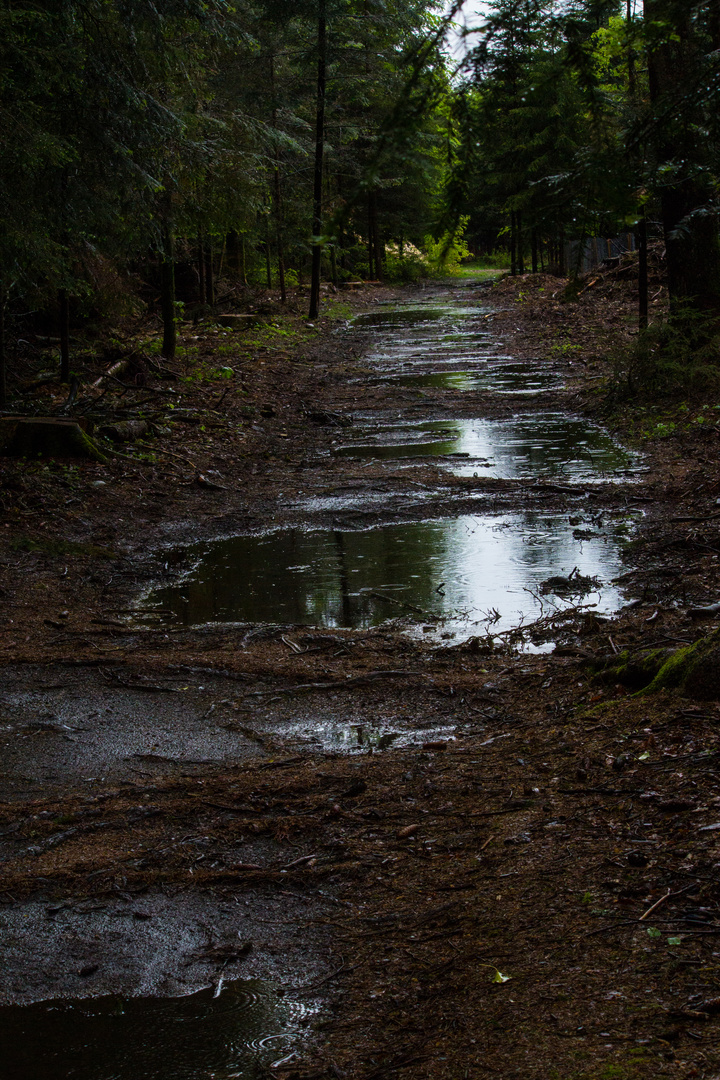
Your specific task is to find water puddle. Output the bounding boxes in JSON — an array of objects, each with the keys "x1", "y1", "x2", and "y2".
[
  {"x1": 0, "y1": 978, "x2": 311, "y2": 1080},
  {"x1": 383, "y1": 365, "x2": 563, "y2": 394},
  {"x1": 333, "y1": 413, "x2": 640, "y2": 482},
  {"x1": 143, "y1": 513, "x2": 634, "y2": 638},
  {"x1": 351, "y1": 303, "x2": 509, "y2": 374}
]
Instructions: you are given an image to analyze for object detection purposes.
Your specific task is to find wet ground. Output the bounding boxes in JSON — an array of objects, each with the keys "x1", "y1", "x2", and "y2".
[{"x1": 4, "y1": 271, "x2": 720, "y2": 1079}]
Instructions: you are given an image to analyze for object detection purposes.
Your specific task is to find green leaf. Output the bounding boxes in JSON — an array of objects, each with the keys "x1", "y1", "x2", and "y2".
[
  {"x1": 492, "y1": 969, "x2": 511, "y2": 983},
  {"x1": 667, "y1": 936, "x2": 682, "y2": 946},
  {"x1": 646, "y1": 927, "x2": 662, "y2": 939}
]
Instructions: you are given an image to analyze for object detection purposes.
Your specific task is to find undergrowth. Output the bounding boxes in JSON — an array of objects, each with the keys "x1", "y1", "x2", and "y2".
[{"x1": 618, "y1": 306, "x2": 720, "y2": 398}]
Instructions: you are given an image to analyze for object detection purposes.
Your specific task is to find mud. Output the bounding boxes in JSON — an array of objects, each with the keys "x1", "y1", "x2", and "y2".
[{"x1": 3, "y1": 268, "x2": 720, "y2": 1079}]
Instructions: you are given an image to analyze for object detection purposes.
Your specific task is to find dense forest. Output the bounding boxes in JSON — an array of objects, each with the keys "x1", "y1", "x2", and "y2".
[
  {"x1": 4, "y1": 6, "x2": 720, "y2": 1075},
  {"x1": 1, "y1": 0, "x2": 718, "y2": 405}
]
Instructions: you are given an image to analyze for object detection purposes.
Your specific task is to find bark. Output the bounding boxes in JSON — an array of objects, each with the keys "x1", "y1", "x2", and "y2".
[
  {"x1": 367, "y1": 194, "x2": 375, "y2": 279},
  {"x1": 309, "y1": 0, "x2": 327, "y2": 321},
  {"x1": 510, "y1": 212, "x2": 517, "y2": 276},
  {"x1": 226, "y1": 230, "x2": 241, "y2": 275},
  {"x1": 0, "y1": 279, "x2": 6, "y2": 408},
  {"x1": 516, "y1": 210, "x2": 524, "y2": 274},
  {"x1": 371, "y1": 193, "x2": 383, "y2": 282},
  {"x1": 197, "y1": 232, "x2": 206, "y2": 303},
  {"x1": 160, "y1": 198, "x2": 177, "y2": 360},
  {"x1": 59, "y1": 289, "x2": 70, "y2": 384},
  {"x1": 204, "y1": 240, "x2": 214, "y2": 306},
  {"x1": 270, "y1": 55, "x2": 287, "y2": 303},
  {"x1": 638, "y1": 206, "x2": 649, "y2": 330},
  {"x1": 265, "y1": 229, "x2": 273, "y2": 290},
  {"x1": 531, "y1": 228, "x2": 538, "y2": 274}
]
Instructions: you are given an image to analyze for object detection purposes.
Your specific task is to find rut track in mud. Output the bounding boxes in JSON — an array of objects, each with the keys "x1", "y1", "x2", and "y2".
[{"x1": 3, "y1": 274, "x2": 720, "y2": 1078}]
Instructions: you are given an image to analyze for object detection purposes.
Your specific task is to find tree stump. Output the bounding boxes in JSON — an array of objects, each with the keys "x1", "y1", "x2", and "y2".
[{"x1": 0, "y1": 417, "x2": 108, "y2": 463}]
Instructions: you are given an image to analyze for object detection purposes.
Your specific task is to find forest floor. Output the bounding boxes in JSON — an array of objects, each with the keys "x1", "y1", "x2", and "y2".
[{"x1": 2, "y1": 261, "x2": 720, "y2": 1080}]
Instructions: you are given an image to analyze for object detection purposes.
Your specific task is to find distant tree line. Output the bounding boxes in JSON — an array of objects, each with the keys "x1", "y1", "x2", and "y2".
[
  {"x1": 0, "y1": 0, "x2": 452, "y2": 400},
  {"x1": 447, "y1": 0, "x2": 720, "y2": 324}
]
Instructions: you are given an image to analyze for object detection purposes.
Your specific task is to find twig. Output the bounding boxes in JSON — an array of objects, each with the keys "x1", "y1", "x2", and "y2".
[
  {"x1": 639, "y1": 889, "x2": 672, "y2": 922},
  {"x1": 134, "y1": 441, "x2": 197, "y2": 469},
  {"x1": 243, "y1": 671, "x2": 422, "y2": 699}
]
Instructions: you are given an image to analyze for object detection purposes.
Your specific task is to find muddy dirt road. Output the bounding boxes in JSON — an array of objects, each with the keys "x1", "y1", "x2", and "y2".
[{"x1": 2, "y1": 273, "x2": 720, "y2": 1079}]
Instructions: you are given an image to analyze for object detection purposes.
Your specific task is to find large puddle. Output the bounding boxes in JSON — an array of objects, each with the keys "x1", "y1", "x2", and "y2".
[
  {"x1": 144, "y1": 293, "x2": 640, "y2": 640},
  {"x1": 0, "y1": 979, "x2": 310, "y2": 1079},
  {"x1": 144, "y1": 512, "x2": 633, "y2": 637},
  {"x1": 333, "y1": 412, "x2": 639, "y2": 482}
]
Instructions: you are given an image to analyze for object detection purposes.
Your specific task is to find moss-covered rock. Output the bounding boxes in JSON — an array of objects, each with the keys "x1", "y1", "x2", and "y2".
[
  {"x1": 645, "y1": 629, "x2": 720, "y2": 699},
  {"x1": 0, "y1": 417, "x2": 108, "y2": 463}
]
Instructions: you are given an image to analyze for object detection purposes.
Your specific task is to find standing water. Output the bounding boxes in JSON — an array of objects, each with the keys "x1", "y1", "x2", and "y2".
[
  {"x1": 0, "y1": 979, "x2": 312, "y2": 1080},
  {"x1": 142, "y1": 292, "x2": 639, "y2": 639}
]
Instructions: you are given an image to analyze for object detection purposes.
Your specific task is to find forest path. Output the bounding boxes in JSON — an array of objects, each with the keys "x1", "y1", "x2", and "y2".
[{"x1": 1, "y1": 276, "x2": 720, "y2": 1080}]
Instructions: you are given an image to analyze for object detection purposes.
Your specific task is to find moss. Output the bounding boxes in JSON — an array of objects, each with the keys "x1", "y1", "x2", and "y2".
[
  {"x1": 644, "y1": 629, "x2": 720, "y2": 699},
  {"x1": 589, "y1": 648, "x2": 672, "y2": 690}
]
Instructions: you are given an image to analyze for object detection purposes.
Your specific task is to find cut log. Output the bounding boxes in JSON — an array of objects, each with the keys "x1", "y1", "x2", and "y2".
[
  {"x1": 215, "y1": 314, "x2": 262, "y2": 330},
  {"x1": 98, "y1": 420, "x2": 149, "y2": 443},
  {"x1": 0, "y1": 417, "x2": 108, "y2": 463}
]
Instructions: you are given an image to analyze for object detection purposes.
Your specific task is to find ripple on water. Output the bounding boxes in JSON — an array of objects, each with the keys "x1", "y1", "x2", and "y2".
[
  {"x1": 0, "y1": 979, "x2": 313, "y2": 1080},
  {"x1": 332, "y1": 413, "x2": 641, "y2": 483},
  {"x1": 142, "y1": 512, "x2": 636, "y2": 637}
]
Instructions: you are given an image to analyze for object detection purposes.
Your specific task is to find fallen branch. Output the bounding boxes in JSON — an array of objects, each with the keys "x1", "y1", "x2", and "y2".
[{"x1": 243, "y1": 671, "x2": 422, "y2": 699}]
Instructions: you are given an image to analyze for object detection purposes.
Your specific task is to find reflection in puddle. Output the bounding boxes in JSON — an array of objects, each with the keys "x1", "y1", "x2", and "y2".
[
  {"x1": 351, "y1": 304, "x2": 509, "y2": 373},
  {"x1": 144, "y1": 514, "x2": 633, "y2": 637},
  {"x1": 384, "y1": 366, "x2": 563, "y2": 394},
  {"x1": 334, "y1": 413, "x2": 639, "y2": 482},
  {"x1": 286, "y1": 718, "x2": 458, "y2": 754},
  {"x1": 0, "y1": 979, "x2": 310, "y2": 1080}
]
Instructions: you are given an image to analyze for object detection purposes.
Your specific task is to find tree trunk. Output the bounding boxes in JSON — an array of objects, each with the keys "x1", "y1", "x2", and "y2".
[
  {"x1": 638, "y1": 205, "x2": 648, "y2": 330},
  {"x1": 367, "y1": 194, "x2": 375, "y2": 279},
  {"x1": 269, "y1": 54, "x2": 287, "y2": 303},
  {"x1": 372, "y1": 194, "x2": 383, "y2": 282},
  {"x1": 227, "y1": 230, "x2": 241, "y2": 274},
  {"x1": 59, "y1": 288, "x2": 70, "y2": 383},
  {"x1": 558, "y1": 227, "x2": 566, "y2": 276},
  {"x1": 197, "y1": 232, "x2": 206, "y2": 303},
  {"x1": 265, "y1": 222, "x2": 273, "y2": 290},
  {"x1": 645, "y1": 0, "x2": 720, "y2": 314},
  {"x1": 160, "y1": 204, "x2": 177, "y2": 360},
  {"x1": 531, "y1": 228, "x2": 538, "y2": 274},
  {"x1": 309, "y1": 0, "x2": 327, "y2": 321},
  {"x1": 0, "y1": 280, "x2": 6, "y2": 408},
  {"x1": 516, "y1": 209, "x2": 524, "y2": 274},
  {"x1": 204, "y1": 239, "x2": 214, "y2": 306},
  {"x1": 510, "y1": 212, "x2": 517, "y2": 276}
]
